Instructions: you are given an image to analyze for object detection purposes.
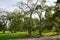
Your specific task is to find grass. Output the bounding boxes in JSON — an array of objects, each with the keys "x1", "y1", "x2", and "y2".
[
  {"x1": 32, "y1": 31, "x2": 57, "y2": 37},
  {"x1": 0, "y1": 32, "x2": 28, "y2": 39},
  {"x1": 52, "y1": 38, "x2": 60, "y2": 40},
  {"x1": 42, "y1": 32, "x2": 57, "y2": 36},
  {"x1": 0, "y1": 31, "x2": 57, "y2": 39}
]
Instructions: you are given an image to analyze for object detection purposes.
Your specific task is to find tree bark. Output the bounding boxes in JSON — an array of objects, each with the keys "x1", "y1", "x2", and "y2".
[
  {"x1": 39, "y1": 12, "x2": 42, "y2": 36},
  {"x1": 14, "y1": 28, "x2": 16, "y2": 33},
  {"x1": 28, "y1": 12, "x2": 32, "y2": 37},
  {"x1": 3, "y1": 24, "x2": 6, "y2": 34},
  {"x1": 3, "y1": 30, "x2": 5, "y2": 33}
]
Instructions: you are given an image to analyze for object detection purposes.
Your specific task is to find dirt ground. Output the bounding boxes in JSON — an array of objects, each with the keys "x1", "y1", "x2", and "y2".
[{"x1": 9, "y1": 35, "x2": 60, "y2": 40}]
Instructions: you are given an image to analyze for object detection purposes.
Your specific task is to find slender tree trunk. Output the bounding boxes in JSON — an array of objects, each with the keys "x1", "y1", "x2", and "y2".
[
  {"x1": 3, "y1": 27, "x2": 5, "y2": 33},
  {"x1": 14, "y1": 30, "x2": 16, "y2": 33},
  {"x1": 56, "y1": 26, "x2": 59, "y2": 35},
  {"x1": 28, "y1": 13, "x2": 32, "y2": 37},
  {"x1": 28, "y1": 28, "x2": 31, "y2": 37},
  {"x1": 39, "y1": 12, "x2": 42, "y2": 36},
  {"x1": 14, "y1": 28, "x2": 16, "y2": 33},
  {"x1": 3, "y1": 24, "x2": 6, "y2": 33},
  {"x1": 3, "y1": 30, "x2": 5, "y2": 33}
]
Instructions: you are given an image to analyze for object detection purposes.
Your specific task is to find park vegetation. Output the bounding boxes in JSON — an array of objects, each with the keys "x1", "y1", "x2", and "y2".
[{"x1": 0, "y1": 0, "x2": 60, "y2": 39}]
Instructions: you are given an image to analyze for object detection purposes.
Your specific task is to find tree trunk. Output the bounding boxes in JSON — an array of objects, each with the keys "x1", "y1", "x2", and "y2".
[
  {"x1": 28, "y1": 28, "x2": 31, "y2": 37},
  {"x1": 3, "y1": 25, "x2": 6, "y2": 33},
  {"x1": 3, "y1": 30, "x2": 5, "y2": 33},
  {"x1": 39, "y1": 12, "x2": 42, "y2": 36},
  {"x1": 28, "y1": 13, "x2": 32, "y2": 37},
  {"x1": 14, "y1": 28, "x2": 16, "y2": 33},
  {"x1": 14, "y1": 30, "x2": 16, "y2": 33}
]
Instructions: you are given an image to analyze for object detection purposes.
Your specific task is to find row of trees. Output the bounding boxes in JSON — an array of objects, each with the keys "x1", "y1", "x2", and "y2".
[{"x1": 0, "y1": 0, "x2": 60, "y2": 37}]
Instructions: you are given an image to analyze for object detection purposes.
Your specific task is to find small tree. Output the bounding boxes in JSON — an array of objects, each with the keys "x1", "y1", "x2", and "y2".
[{"x1": 7, "y1": 12, "x2": 24, "y2": 33}]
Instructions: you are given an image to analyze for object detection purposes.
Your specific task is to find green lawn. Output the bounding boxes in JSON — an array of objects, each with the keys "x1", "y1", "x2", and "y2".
[
  {"x1": 0, "y1": 31, "x2": 57, "y2": 39},
  {"x1": 42, "y1": 32, "x2": 57, "y2": 36},
  {"x1": 0, "y1": 32, "x2": 28, "y2": 39},
  {"x1": 32, "y1": 31, "x2": 57, "y2": 37}
]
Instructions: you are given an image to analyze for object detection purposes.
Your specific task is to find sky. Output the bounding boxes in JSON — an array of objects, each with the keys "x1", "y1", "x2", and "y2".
[
  {"x1": 0, "y1": 0, "x2": 57, "y2": 12},
  {"x1": 0, "y1": 0, "x2": 20, "y2": 11},
  {"x1": 0, "y1": 0, "x2": 57, "y2": 19}
]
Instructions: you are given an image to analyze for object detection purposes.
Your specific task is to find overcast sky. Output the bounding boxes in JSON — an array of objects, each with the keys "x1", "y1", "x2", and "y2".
[
  {"x1": 0, "y1": 0, "x2": 57, "y2": 19},
  {"x1": 0, "y1": 0, "x2": 57, "y2": 11}
]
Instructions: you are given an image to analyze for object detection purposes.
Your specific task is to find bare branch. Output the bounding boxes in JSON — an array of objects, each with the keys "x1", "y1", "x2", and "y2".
[{"x1": 34, "y1": 0, "x2": 38, "y2": 6}]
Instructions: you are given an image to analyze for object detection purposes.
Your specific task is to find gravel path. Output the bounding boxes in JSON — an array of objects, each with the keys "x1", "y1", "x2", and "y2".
[{"x1": 9, "y1": 35, "x2": 60, "y2": 40}]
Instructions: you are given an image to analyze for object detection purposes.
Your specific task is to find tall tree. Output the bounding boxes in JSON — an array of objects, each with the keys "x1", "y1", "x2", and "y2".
[
  {"x1": 1, "y1": 15, "x2": 7, "y2": 33},
  {"x1": 17, "y1": 0, "x2": 47, "y2": 36},
  {"x1": 17, "y1": 0, "x2": 39, "y2": 37},
  {"x1": 35, "y1": 0, "x2": 46, "y2": 36},
  {"x1": 45, "y1": 6, "x2": 55, "y2": 31},
  {"x1": 52, "y1": 0, "x2": 60, "y2": 34},
  {"x1": 0, "y1": 8, "x2": 9, "y2": 33}
]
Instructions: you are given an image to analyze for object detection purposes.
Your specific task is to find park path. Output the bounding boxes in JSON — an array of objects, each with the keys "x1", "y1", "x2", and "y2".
[{"x1": 9, "y1": 35, "x2": 60, "y2": 40}]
